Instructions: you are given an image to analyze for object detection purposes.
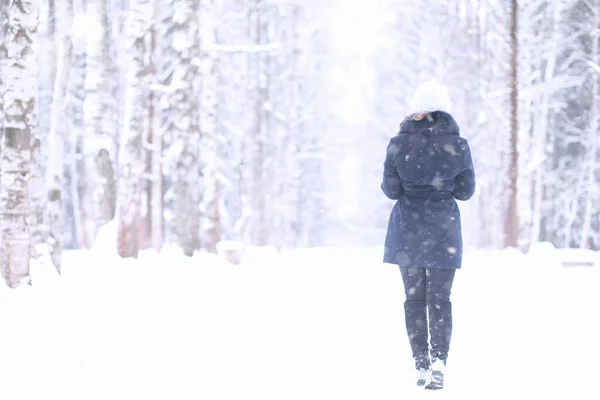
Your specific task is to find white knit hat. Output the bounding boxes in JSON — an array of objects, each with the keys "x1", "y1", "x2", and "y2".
[{"x1": 408, "y1": 81, "x2": 452, "y2": 115}]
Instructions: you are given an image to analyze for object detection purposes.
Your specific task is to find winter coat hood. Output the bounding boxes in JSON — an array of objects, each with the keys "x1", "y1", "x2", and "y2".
[{"x1": 399, "y1": 111, "x2": 459, "y2": 137}]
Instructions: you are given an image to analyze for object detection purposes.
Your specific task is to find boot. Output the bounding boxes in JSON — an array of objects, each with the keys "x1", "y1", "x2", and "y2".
[
  {"x1": 414, "y1": 354, "x2": 430, "y2": 387},
  {"x1": 424, "y1": 358, "x2": 445, "y2": 390}
]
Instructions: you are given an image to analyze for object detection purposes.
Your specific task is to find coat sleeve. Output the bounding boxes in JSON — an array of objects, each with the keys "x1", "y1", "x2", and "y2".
[
  {"x1": 381, "y1": 140, "x2": 404, "y2": 200},
  {"x1": 453, "y1": 142, "x2": 476, "y2": 201}
]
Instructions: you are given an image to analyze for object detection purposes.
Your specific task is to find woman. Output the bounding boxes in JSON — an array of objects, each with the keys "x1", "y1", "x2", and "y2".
[{"x1": 381, "y1": 81, "x2": 476, "y2": 390}]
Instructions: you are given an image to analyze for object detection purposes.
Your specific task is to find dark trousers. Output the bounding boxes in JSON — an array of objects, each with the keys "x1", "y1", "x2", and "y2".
[{"x1": 399, "y1": 267, "x2": 456, "y2": 368}]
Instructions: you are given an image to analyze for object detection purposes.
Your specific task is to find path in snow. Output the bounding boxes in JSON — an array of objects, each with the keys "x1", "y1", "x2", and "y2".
[{"x1": 0, "y1": 246, "x2": 598, "y2": 400}]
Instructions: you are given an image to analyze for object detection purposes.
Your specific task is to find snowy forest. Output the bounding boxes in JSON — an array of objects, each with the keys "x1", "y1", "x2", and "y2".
[{"x1": 0, "y1": 0, "x2": 599, "y2": 287}]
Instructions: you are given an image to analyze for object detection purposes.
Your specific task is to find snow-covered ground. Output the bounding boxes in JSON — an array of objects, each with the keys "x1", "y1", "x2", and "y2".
[{"x1": 1, "y1": 244, "x2": 599, "y2": 400}]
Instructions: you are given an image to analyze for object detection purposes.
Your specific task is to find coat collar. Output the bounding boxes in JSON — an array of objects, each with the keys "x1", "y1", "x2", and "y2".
[{"x1": 398, "y1": 111, "x2": 460, "y2": 136}]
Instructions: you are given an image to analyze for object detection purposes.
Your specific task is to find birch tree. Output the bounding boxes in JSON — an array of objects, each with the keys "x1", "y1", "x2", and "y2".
[
  {"x1": 1, "y1": 0, "x2": 39, "y2": 287},
  {"x1": 117, "y1": 0, "x2": 153, "y2": 258}
]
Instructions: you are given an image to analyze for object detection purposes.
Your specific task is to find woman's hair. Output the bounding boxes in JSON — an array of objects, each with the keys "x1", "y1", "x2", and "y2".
[{"x1": 409, "y1": 112, "x2": 428, "y2": 121}]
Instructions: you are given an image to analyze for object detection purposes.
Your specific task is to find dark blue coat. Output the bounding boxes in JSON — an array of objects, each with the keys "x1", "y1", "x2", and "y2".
[{"x1": 381, "y1": 111, "x2": 475, "y2": 269}]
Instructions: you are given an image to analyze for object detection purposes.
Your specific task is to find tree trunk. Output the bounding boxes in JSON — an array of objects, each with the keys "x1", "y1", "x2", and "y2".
[
  {"x1": 199, "y1": 0, "x2": 220, "y2": 253},
  {"x1": 46, "y1": 0, "x2": 73, "y2": 273},
  {"x1": 150, "y1": 1, "x2": 176, "y2": 252},
  {"x1": 147, "y1": 21, "x2": 164, "y2": 252},
  {"x1": 106, "y1": 0, "x2": 124, "y2": 166},
  {"x1": 65, "y1": 0, "x2": 86, "y2": 249},
  {"x1": 505, "y1": 0, "x2": 519, "y2": 248},
  {"x1": 30, "y1": 0, "x2": 45, "y2": 257},
  {"x1": 37, "y1": 0, "x2": 57, "y2": 195},
  {"x1": 148, "y1": 86, "x2": 164, "y2": 252},
  {"x1": 29, "y1": 112, "x2": 44, "y2": 258},
  {"x1": 82, "y1": 0, "x2": 116, "y2": 247},
  {"x1": 250, "y1": 0, "x2": 270, "y2": 246},
  {"x1": 0, "y1": 0, "x2": 7, "y2": 134},
  {"x1": 171, "y1": 0, "x2": 201, "y2": 257},
  {"x1": 1, "y1": 0, "x2": 39, "y2": 287},
  {"x1": 28, "y1": 1, "x2": 44, "y2": 259},
  {"x1": 117, "y1": 0, "x2": 153, "y2": 258}
]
